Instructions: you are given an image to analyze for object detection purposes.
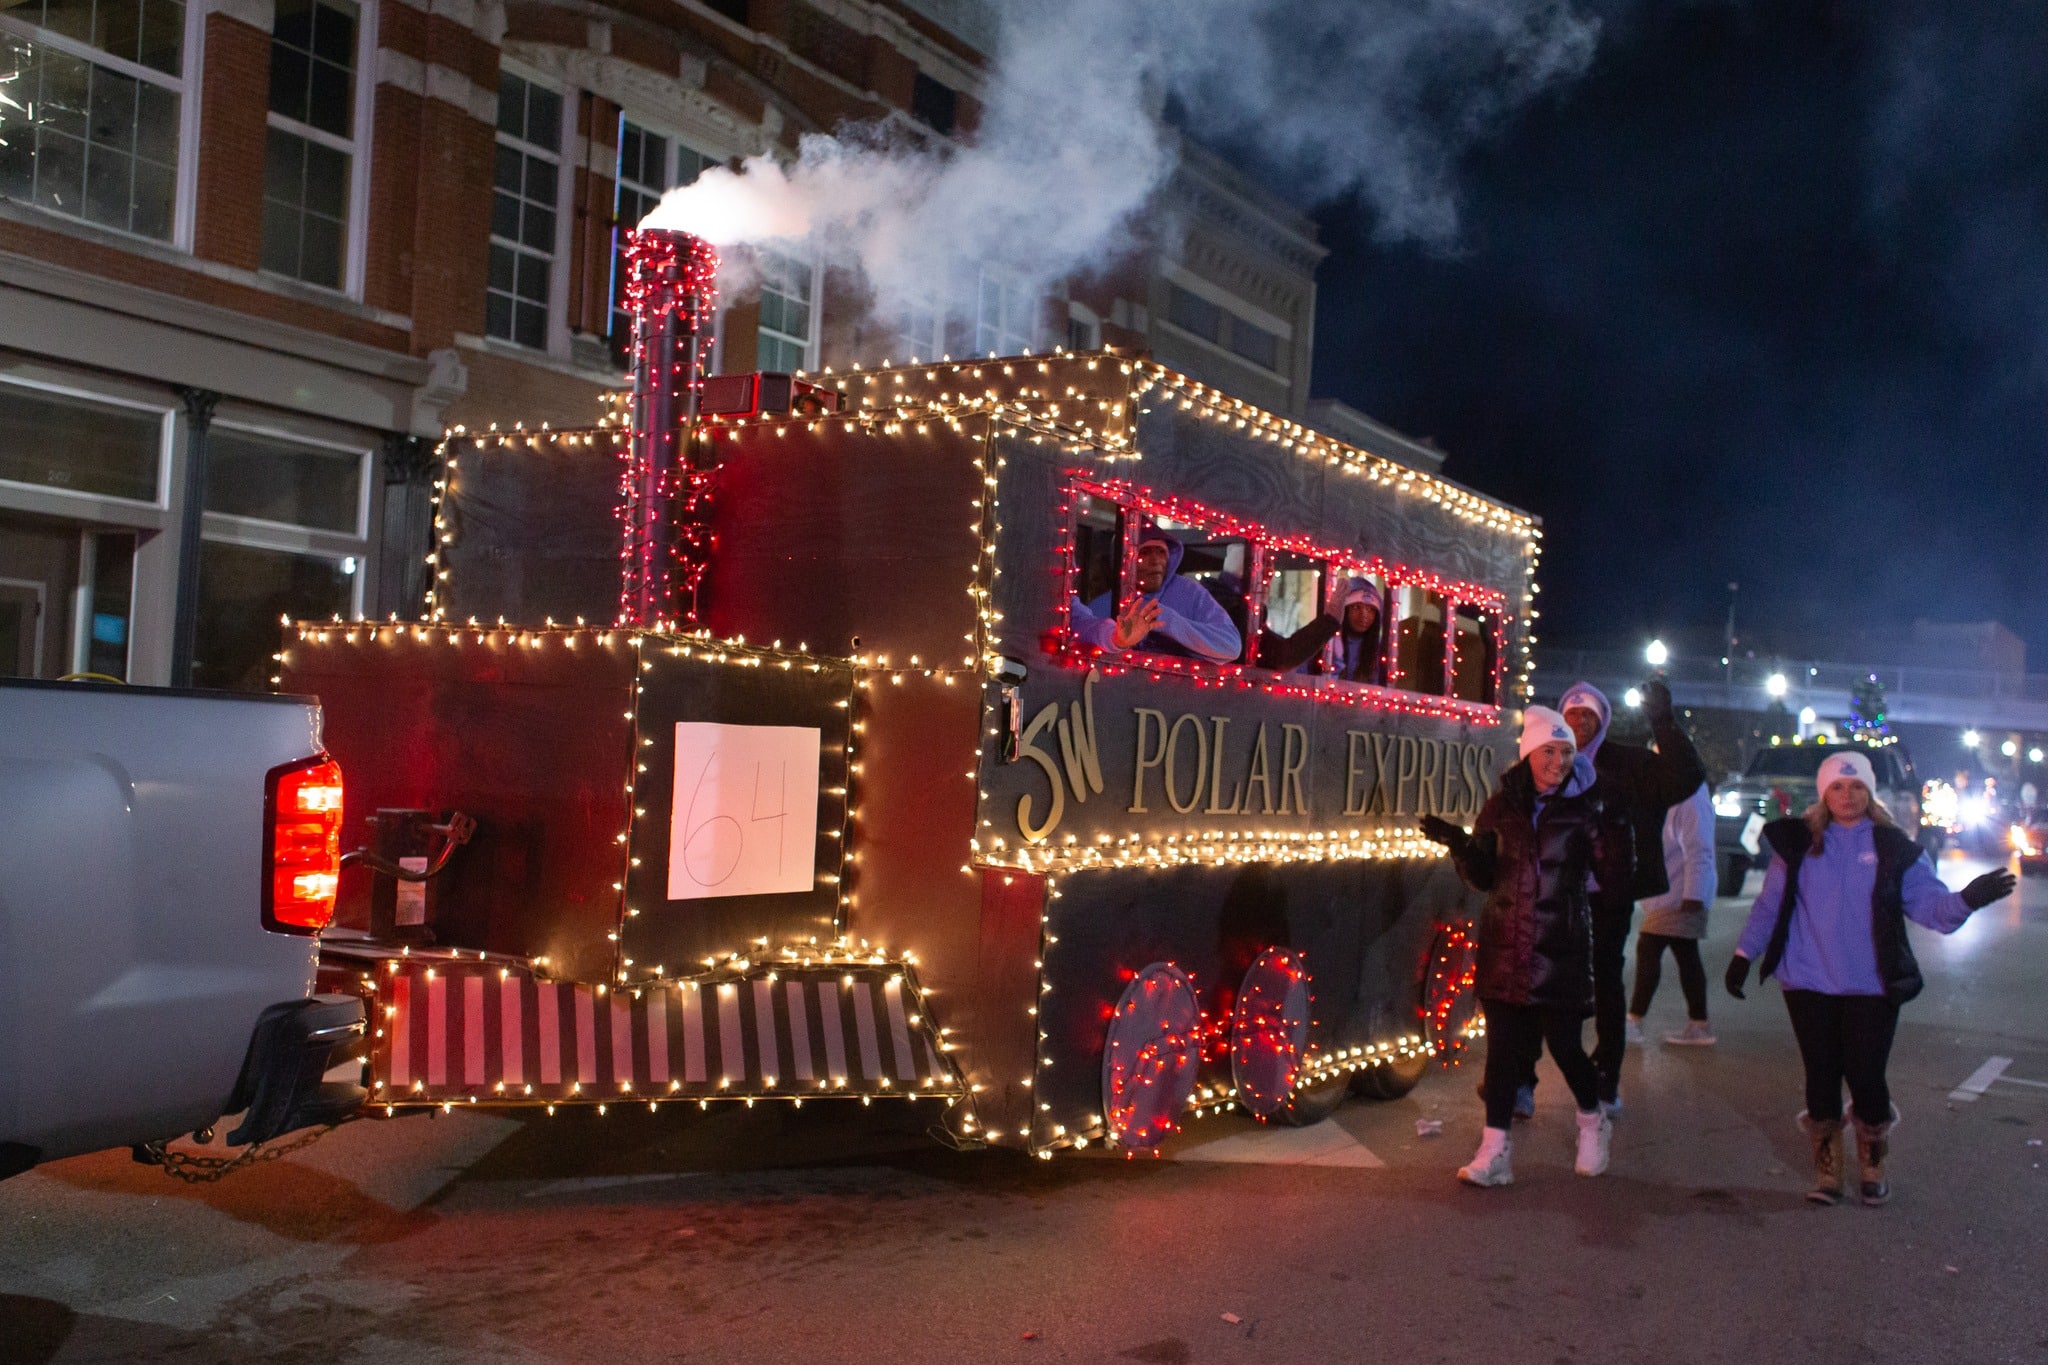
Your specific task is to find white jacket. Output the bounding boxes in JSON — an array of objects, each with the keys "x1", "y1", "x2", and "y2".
[{"x1": 1639, "y1": 782, "x2": 1716, "y2": 938}]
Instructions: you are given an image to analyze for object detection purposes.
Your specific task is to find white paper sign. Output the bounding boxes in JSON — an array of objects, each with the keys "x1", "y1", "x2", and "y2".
[{"x1": 667, "y1": 723, "x2": 823, "y2": 900}]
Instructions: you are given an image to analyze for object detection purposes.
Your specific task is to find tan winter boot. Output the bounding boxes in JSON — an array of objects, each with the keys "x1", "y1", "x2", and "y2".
[
  {"x1": 1853, "y1": 1105, "x2": 1900, "y2": 1207},
  {"x1": 1458, "y1": 1126, "x2": 1513, "y2": 1187},
  {"x1": 1798, "y1": 1111, "x2": 1844, "y2": 1205}
]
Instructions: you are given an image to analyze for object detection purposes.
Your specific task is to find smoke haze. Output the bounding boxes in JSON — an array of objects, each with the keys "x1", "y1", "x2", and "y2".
[{"x1": 641, "y1": 0, "x2": 1602, "y2": 326}]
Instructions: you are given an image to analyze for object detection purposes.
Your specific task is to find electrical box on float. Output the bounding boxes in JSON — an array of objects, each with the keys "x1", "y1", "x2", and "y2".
[{"x1": 288, "y1": 229, "x2": 1540, "y2": 1158}]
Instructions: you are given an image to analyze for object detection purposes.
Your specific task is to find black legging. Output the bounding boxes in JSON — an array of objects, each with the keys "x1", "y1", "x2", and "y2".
[
  {"x1": 1588, "y1": 893, "x2": 1633, "y2": 1087},
  {"x1": 1630, "y1": 932, "x2": 1708, "y2": 1021},
  {"x1": 1479, "y1": 998, "x2": 1599, "y2": 1128},
  {"x1": 1783, "y1": 990, "x2": 1900, "y2": 1127}
]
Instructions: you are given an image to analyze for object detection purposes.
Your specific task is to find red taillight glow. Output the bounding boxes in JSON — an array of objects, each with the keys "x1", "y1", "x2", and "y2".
[{"x1": 266, "y1": 755, "x2": 344, "y2": 934}]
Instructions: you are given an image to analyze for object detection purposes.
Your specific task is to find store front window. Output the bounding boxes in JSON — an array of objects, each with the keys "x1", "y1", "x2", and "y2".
[
  {"x1": 192, "y1": 540, "x2": 351, "y2": 690},
  {"x1": 0, "y1": 382, "x2": 165, "y2": 502}
]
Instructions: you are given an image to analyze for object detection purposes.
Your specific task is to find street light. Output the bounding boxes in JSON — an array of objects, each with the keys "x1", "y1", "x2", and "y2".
[
  {"x1": 1963, "y1": 729, "x2": 1981, "y2": 749},
  {"x1": 1645, "y1": 639, "x2": 1668, "y2": 669},
  {"x1": 1766, "y1": 673, "x2": 1788, "y2": 699},
  {"x1": 1623, "y1": 687, "x2": 1643, "y2": 708},
  {"x1": 1799, "y1": 706, "x2": 1817, "y2": 725},
  {"x1": 2002, "y1": 739, "x2": 2019, "y2": 758},
  {"x1": 2031, "y1": 747, "x2": 2044, "y2": 764}
]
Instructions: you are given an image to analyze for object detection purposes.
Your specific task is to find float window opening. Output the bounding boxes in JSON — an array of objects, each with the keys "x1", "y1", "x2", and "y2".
[
  {"x1": 1451, "y1": 602, "x2": 1499, "y2": 705},
  {"x1": 1070, "y1": 492, "x2": 1123, "y2": 607},
  {"x1": 1252, "y1": 551, "x2": 1333, "y2": 672},
  {"x1": 1392, "y1": 585, "x2": 1449, "y2": 695}
]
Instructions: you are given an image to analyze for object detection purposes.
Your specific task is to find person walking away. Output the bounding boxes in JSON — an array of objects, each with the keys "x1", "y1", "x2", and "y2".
[
  {"x1": 1630, "y1": 781, "x2": 1718, "y2": 1045},
  {"x1": 1555, "y1": 679, "x2": 1705, "y2": 1113},
  {"x1": 1725, "y1": 751, "x2": 2014, "y2": 1205},
  {"x1": 1422, "y1": 706, "x2": 1633, "y2": 1186}
]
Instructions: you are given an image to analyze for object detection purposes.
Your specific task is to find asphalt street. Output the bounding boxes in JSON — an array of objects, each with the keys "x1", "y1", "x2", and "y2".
[{"x1": 3, "y1": 851, "x2": 2045, "y2": 1364}]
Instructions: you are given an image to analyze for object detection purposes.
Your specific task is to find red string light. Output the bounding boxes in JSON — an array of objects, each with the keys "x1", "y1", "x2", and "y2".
[{"x1": 618, "y1": 228, "x2": 721, "y2": 630}]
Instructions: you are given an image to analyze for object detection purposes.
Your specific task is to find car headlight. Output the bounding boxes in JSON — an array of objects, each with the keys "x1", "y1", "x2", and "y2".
[{"x1": 1713, "y1": 790, "x2": 1744, "y2": 819}]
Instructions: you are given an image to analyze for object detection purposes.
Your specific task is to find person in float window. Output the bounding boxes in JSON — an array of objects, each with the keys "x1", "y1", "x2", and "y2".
[
  {"x1": 1070, "y1": 524, "x2": 1242, "y2": 662},
  {"x1": 1726, "y1": 750, "x2": 2014, "y2": 1206},
  {"x1": 1421, "y1": 706, "x2": 1633, "y2": 1187},
  {"x1": 1331, "y1": 578, "x2": 1385, "y2": 683}
]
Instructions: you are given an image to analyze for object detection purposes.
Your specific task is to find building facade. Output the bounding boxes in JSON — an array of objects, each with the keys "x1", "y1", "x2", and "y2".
[{"x1": 0, "y1": 0, "x2": 1370, "y2": 689}]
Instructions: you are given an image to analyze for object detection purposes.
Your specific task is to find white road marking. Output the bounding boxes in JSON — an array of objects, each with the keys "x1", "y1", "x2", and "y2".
[
  {"x1": 1949, "y1": 1056, "x2": 2012, "y2": 1102},
  {"x1": 1993, "y1": 1075, "x2": 2048, "y2": 1090}
]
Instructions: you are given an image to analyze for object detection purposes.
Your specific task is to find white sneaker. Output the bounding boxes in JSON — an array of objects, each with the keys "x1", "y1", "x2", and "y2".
[
  {"x1": 1625, "y1": 1015, "x2": 1644, "y2": 1044},
  {"x1": 1574, "y1": 1108, "x2": 1612, "y2": 1176},
  {"x1": 1664, "y1": 1020, "x2": 1717, "y2": 1046},
  {"x1": 1458, "y1": 1126, "x2": 1514, "y2": 1187}
]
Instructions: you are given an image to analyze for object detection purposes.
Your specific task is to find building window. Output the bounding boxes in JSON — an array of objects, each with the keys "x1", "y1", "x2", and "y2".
[
  {"x1": 893, "y1": 292, "x2": 943, "y2": 362},
  {"x1": 976, "y1": 270, "x2": 1036, "y2": 356},
  {"x1": 755, "y1": 249, "x2": 812, "y2": 372},
  {"x1": 1166, "y1": 284, "x2": 1222, "y2": 345},
  {"x1": 488, "y1": 71, "x2": 561, "y2": 350},
  {"x1": 261, "y1": 0, "x2": 355, "y2": 289},
  {"x1": 1229, "y1": 317, "x2": 1281, "y2": 372},
  {"x1": 610, "y1": 118, "x2": 709, "y2": 364},
  {"x1": 0, "y1": 0, "x2": 185, "y2": 240},
  {"x1": 1066, "y1": 303, "x2": 1101, "y2": 352},
  {"x1": 0, "y1": 380, "x2": 166, "y2": 502},
  {"x1": 911, "y1": 72, "x2": 955, "y2": 136},
  {"x1": 196, "y1": 422, "x2": 367, "y2": 691}
]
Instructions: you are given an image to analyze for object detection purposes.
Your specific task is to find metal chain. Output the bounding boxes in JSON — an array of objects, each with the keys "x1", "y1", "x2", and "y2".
[{"x1": 149, "y1": 1120, "x2": 347, "y2": 1184}]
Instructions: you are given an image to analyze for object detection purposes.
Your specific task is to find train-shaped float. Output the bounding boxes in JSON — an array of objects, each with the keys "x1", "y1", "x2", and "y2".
[{"x1": 289, "y1": 229, "x2": 1541, "y2": 1157}]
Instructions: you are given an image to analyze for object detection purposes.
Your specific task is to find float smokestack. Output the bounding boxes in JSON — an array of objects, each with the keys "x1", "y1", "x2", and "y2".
[{"x1": 618, "y1": 227, "x2": 719, "y2": 628}]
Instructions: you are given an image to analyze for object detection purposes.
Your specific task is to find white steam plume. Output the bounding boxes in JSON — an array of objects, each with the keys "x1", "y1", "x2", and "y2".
[{"x1": 641, "y1": 0, "x2": 1600, "y2": 328}]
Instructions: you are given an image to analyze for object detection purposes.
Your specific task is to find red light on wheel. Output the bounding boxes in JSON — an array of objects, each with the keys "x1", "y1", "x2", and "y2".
[{"x1": 265, "y1": 754, "x2": 344, "y2": 934}]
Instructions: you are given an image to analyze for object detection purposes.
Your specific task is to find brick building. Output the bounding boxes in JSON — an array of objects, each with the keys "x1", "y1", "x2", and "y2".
[{"x1": 0, "y1": 0, "x2": 1355, "y2": 689}]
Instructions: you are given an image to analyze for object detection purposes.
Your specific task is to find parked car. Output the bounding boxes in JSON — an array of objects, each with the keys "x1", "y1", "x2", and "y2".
[
  {"x1": 1712, "y1": 737, "x2": 1924, "y2": 897},
  {"x1": 0, "y1": 679, "x2": 366, "y2": 1180}
]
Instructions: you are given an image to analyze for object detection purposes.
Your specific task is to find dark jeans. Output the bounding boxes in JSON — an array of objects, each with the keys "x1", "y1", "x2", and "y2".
[
  {"x1": 1630, "y1": 932, "x2": 1708, "y2": 1021},
  {"x1": 1589, "y1": 892, "x2": 1634, "y2": 1092},
  {"x1": 1782, "y1": 990, "x2": 1900, "y2": 1126},
  {"x1": 1480, "y1": 998, "x2": 1599, "y2": 1128}
]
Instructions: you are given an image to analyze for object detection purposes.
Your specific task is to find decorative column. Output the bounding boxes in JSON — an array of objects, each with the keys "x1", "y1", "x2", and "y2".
[
  {"x1": 616, "y1": 228, "x2": 720, "y2": 629},
  {"x1": 169, "y1": 385, "x2": 219, "y2": 687}
]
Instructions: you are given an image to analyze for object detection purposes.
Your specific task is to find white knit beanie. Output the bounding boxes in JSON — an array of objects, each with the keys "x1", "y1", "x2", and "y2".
[
  {"x1": 1518, "y1": 705, "x2": 1577, "y2": 760},
  {"x1": 1815, "y1": 750, "x2": 1877, "y2": 795}
]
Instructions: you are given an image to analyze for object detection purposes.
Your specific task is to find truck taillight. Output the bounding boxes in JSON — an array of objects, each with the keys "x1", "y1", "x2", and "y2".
[{"x1": 265, "y1": 755, "x2": 344, "y2": 934}]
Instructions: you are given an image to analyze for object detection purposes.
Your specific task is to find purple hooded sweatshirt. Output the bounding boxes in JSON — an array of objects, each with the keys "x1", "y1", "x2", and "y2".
[{"x1": 1070, "y1": 527, "x2": 1242, "y2": 662}]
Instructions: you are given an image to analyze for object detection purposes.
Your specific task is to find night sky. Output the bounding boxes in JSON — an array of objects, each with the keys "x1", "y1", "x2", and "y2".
[{"x1": 1306, "y1": 2, "x2": 2048, "y2": 667}]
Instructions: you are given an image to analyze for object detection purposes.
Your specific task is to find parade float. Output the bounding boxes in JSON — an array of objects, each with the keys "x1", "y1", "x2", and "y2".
[{"x1": 286, "y1": 229, "x2": 1540, "y2": 1158}]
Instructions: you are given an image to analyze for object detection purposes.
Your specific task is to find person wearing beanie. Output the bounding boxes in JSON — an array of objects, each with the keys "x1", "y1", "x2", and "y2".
[
  {"x1": 1330, "y1": 578, "x2": 1386, "y2": 684},
  {"x1": 1548, "y1": 677, "x2": 1706, "y2": 1113},
  {"x1": 1726, "y1": 749, "x2": 2014, "y2": 1205},
  {"x1": 1421, "y1": 706, "x2": 1633, "y2": 1187},
  {"x1": 1629, "y1": 779, "x2": 1718, "y2": 1047}
]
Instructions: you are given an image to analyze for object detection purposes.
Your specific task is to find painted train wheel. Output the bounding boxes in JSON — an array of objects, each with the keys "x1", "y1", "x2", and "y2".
[
  {"x1": 1102, "y1": 963, "x2": 1203, "y2": 1154},
  {"x1": 1352, "y1": 920, "x2": 1476, "y2": 1101},
  {"x1": 1228, "y1": 947, "x2": 1313, "y2": 1121}
]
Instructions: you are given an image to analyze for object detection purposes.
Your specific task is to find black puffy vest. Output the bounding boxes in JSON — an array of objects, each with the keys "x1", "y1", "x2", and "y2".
[{"x1": 1757, "y1": 817, "x2": 1924, "y2": 1004}]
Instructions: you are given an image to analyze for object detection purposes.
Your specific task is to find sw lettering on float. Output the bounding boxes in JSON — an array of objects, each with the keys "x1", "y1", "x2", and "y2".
[{"x1": 1010, "y1": 670, "x2": 1499, "y2": 844}]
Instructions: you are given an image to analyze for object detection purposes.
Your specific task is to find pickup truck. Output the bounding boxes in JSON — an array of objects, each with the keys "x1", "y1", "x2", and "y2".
[
  {"x1": 1712, "y1": 737, "x2": 1925, "y2": 896},
  {"x1": 0, "y1": 679, "x2": 366, "y2": 1179}
]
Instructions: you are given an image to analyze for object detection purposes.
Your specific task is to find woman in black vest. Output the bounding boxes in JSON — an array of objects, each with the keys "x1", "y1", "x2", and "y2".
[{"x1": 1725, "y1": 749, "x2": 2014, "y2": 1205}]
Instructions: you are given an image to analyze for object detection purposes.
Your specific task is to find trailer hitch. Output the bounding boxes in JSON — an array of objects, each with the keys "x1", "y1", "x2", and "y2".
[{"x1": 341, "y1": 810, "x2": 476, "y2": 880}]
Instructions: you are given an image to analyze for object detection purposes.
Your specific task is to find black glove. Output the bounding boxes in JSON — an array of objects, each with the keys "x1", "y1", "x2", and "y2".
[
  {"x1": 1419, "y1": 816, "x2": 1469, "y2": 851},
  {"x1": 1639, "y1": 677, "x2": 1674, "y2": 723},
  {"x1": 1724, "y1": 954, "x2": 1751, "y2": 1000},
  {"x1": 1961, "y1": 868, "x2": 2017, "y2": 910}
]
